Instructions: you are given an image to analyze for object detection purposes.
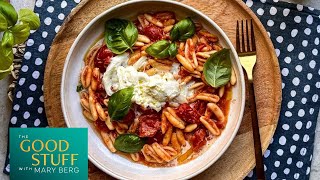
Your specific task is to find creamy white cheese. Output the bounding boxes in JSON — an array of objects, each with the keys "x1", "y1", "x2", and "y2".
[
  {"x1": 102, "y1": 54, "x2": 194, "y2": 112},
  {"x1": 103, "y1": 53, "x2": 129, "y2": 95}
]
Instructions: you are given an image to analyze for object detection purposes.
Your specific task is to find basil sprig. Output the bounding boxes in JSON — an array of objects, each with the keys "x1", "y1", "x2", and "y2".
[
  {"x1": 108, "y1": 87, "x2": 134, "y2": 120},
  {"x1": 10, "y1": 23, "x2": 30, "y2": 44},
  {"x1": 0, "y1": 1, "x2": 18, "y2": 26},
  {"x1": 0, "y1": 47, "x2": 13, "y2": 80},
  {"x1": 145, "y1": 18, "x2": 195, "y2": 59},
  {"x1": 1, "y1": 31, "x2": 14, "y2": 51},
  {"x1": 203, "y1": 48, "x2": 232, "y2": 88},
  {"x1": 0, "y1": 1, "x2": 40, "y2": 80},
  {"x1": 114, "y1": 134, "x2": 145, "y2": 153},
  {"x1": 170, "y1": 17, "x2": 195, "y2": 41},
  {"x1": 146, "y1": 40, "x2": 177, "y2": 59},
  {"x1": 18, "y1": 9, "x2": 40, "y2": 30},
  {"x1": 0, "y1": 13, "x2": 8, "y2": 31},
  {"x1": 105, "y1": 18, "x2": 138, "y2": 54}
]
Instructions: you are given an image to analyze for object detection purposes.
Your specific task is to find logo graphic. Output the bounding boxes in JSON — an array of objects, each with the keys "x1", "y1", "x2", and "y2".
[{"x1": 10, "y1": 128, "x2": 88, "y2": 180}]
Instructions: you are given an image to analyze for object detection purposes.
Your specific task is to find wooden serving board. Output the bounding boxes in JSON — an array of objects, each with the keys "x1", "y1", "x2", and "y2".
[{"x1": 43, "y1": 0, "x2": 282, "y2": 179}]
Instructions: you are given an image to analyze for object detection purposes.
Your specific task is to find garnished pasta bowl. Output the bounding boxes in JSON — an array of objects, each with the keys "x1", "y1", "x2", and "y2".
[{"x1": 61, "y1": 0, "x2": 245, "y2": 179}]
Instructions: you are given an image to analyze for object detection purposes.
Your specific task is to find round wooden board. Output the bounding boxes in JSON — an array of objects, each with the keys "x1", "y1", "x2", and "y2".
[{"x1": 43, "y1": 0, "x2": 282, "y2": 179}]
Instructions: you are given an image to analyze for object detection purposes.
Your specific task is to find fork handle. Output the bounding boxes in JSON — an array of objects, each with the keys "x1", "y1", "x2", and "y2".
[{"x1": 248, "y1": 80, "x2": 265, "y2": 180}]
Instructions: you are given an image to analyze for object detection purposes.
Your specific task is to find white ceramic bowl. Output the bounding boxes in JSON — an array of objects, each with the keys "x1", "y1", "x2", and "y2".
[{"x1": 61, "y1": 0, "x2": 245, "y2": 179}]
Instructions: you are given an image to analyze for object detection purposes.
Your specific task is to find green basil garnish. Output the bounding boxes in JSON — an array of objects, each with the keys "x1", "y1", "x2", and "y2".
[
  {"x1": 0, "y1": 1, "x2": 18, "y2": 27},
  {"x1": 0, "y1": 47, "x2": 13, "y2": 80},
  {"x1": 108, "y1": 87, "x2": 134, "y2": 120},
  {"x1": 105, "y1": 18, "x2": 138, "y2": 54},
  {"x1": 18, "y1": 9, "x2": 40, "y2": 30},
  {"x1": 0, "y1": 13, "x2": 8, "y2": 31},
  {"x1": 170, "y1": 17, "x2": 195, "y2": 41},
  {"x1": 1, "y1": 31, "x2": 14, "y2": 50},
  {"x1": 76, "y1": 84, "x2": 83, "y2": 92},
  {"x1": 114, "y1": 134, "x2": 145, "y2": 153},
  {"x1": 0, "y1": 2, "x2": 40, "y2": 80},
  {"x1": 203, "y1": 48, "x2": 231, "y2": 88},
  {"x1": 146, "y1": 40, "x2": 177, "y2": 59},
  {"x1": 10, "y1": 23, "x2": 30, "y2": 44},
  {"x1": 1, "y1": 31, "x2": 14, "y2": 64}
]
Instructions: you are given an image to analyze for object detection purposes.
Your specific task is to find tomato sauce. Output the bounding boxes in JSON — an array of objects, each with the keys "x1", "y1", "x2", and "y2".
[
  {"x1": 146, "y1": 131, "x2": 164, "y2": 144},
  {"x1": 216, "y1": 85, "x2": 232, "y2": 120},
  {"x1": 95, "y1": 84, "x2": 107, "y2": 106},
  {"x1": 121, "y1": 109, "x2": 135, "y2": 124},
  {"x1": 94, "y1": 45, "x2": 113, "y2": 73},
  {"x1": 138, "y1": 114, "x2": 161, "y2": 138},
  {"x1": 192, "y1": 100, "x2": 207, "y2": 116},
  {"x1": 176, "y1": 103, "x2": 201, "y2": 124},
  {"x1": 190, "y1": 128, "x2": 207, "y2": 152},
  {"x1": 141, "y1": 25, "x2": 164, "y2": 42},
  {"x1": 94, "y1": 119, "x2": 109, "y2": 132}
]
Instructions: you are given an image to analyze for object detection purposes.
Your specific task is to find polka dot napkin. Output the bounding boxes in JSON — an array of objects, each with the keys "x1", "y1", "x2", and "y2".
[
  {"x1": 3, "y1": 0, "x2": 320, "y2": 179},
  {"x1": 244, "y1": 0, "x2": 320, "y2": 179},
  {"x1": 3, "y1": 0, "x2": 80, "y2": 174}
]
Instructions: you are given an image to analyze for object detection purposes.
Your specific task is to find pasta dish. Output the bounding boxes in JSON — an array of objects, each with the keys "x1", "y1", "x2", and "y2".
[{"x1": 77, "y1": 11, "x2": 236, "y2": 166}]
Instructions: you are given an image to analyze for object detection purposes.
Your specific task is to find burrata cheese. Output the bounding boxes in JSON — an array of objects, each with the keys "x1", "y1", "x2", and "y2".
[{"x1": 102, "y1": 54, "x2": 193, "y2": 111}]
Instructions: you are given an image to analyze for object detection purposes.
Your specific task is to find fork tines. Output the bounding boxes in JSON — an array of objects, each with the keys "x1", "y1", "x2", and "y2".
[{"x1": 236, "y1": 19, "x2": 256, "y2": 54}]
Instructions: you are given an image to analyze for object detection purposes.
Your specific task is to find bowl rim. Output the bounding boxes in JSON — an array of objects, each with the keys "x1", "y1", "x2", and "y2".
[{"x1": 61, "y1": 0, "x2": 245, "y2": 179}]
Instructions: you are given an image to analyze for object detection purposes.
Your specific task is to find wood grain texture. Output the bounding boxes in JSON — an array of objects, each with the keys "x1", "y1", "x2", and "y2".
[{"x1": 43, "y1": 0, "x2": 282, "y2": 179}]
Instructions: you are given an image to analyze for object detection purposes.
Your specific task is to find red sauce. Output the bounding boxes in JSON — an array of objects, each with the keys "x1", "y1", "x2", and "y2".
[
  {"x1": 216, "y1": 86, "x2": 232, "y2": 129},
  {"x1": 138, "y1": 114, "x2": 161, "y2": 137},
  {"x1": 154, "y1": 11, "x2": 175, "y2": 21},
  {"x1": 141, "y1": 25, "x2": 164, "y2": 42},
  {"x1": 192, "y1": 100, "x2": 207, "y2": 116},
  {"x1": 196, "y1": 43, "x2": 206, "y2": 52},
  {"x1": 95, "y1": 45, "x2": 113, "y2": 73},
  {"x1": 201, "y1": 86, "x2": 215, "y2": 93},
  {"x1": 94, "y1": 119, "x2": 109, "y2": 132},
  {"x1": 178, "y1": 68, "x2": 190, "y2": 79},
  {"x1": 176, "y1": 103, "x2": 201, "y2": 124},
  {"x1": 190, "y1": 128, "x2": 207, "y2": 152},
  {"x1": 95, "y1": 84, "x2": 106, "y2": 106},
  {"x1": 146, "y1": 130, "x2": 164, "y2": 144},
  {"x1": 121, "y1": 109, "x2": 135, "y2": 124}
]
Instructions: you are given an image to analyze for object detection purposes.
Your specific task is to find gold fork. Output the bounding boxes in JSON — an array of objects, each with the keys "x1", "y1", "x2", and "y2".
[{"x1": 236, "y1": 19, "x2": 265, "y2": 180}]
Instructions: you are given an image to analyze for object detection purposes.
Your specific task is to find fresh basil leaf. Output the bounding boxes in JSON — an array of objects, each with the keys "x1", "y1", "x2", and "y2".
[
  {"x1": 0, "y1": 1, "x2": 18, "y2": 27},
  {"x1": 1, "y1": 30, "x2": 14, "y2": 48},
  {"x1": 10, "y1": 23, "x2": 30, "y2": 44},
  {"x1": 203, "y1": 48, "x2": 231, "y2": 88},
  {"x1": 1, "y1": 31, "x2": 14, "y2": 61},
  {"x1": 0, "y1": 13, "x2": 8, "y2": 31},
  {"x1": 167, "y1": 43, "x2": 178, "y2": 58},
  {"x1": 108, "y1": 87, "x2": 134, "y2": 120},
  {"x1": 0, "y1": 63, "x2": 13, "y2": 80},
  {"x1": 18, "y1": 9, "x2": 40, "y2": 30},
  {"x1": 146, "y1": 40, "x2": 177, "y2": 59},
  {"x1": 0, "y1": 45, "x2": 13, "y2": 80},
  {"x1": 105, "y1": 18, "x2": 138, "y2": 54},
  {"x1": 76, "y1": 84, "x2": 83, "y2": 92},
  {"x1": 170, "y1": 17, "x2": 195, "y2": 41},
  {"x1": 114, "y1": 134, "x2": 145, "y2": 153}
]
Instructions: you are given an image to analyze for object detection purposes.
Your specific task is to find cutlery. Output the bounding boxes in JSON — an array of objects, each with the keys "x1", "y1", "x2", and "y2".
[{"x1": 236, "y1": 19, "x2": 265, "y2": 180}]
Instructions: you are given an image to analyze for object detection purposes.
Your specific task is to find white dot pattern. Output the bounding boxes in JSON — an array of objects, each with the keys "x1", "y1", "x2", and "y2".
[
  {"x1": 4, "y1": 0, "x2": 80, "y2": 174},
  {"x1": 244, "y1": 0, "x2": 320, "y2": 179}
]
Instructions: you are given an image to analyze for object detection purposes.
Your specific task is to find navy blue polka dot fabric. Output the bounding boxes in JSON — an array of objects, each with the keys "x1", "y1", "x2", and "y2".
[
  {"x1": 3, "y1": 0, "x2": 80, "y2": 174},
  {"x1": 4, "y1": 0, "x2": 320, "y2": 179},
  {"x1": 244, "y1": 0, "x2": 320, "y2": 179}
]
